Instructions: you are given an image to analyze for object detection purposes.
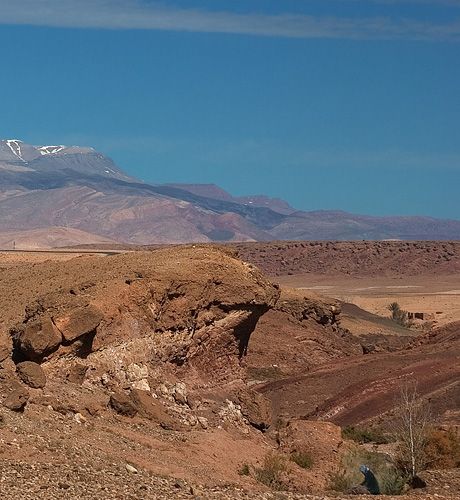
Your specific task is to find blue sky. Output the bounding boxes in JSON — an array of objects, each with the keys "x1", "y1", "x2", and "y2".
[{"x1": 1, "y1": 0, "x2": 459, "y2": 219}]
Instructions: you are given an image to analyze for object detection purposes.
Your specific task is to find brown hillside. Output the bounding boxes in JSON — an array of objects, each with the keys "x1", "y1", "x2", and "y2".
[
  {"x1": 231, "y1": 240, "x2": 460, "y2": 277},
  {"x1": 2, "y1": 245, "x2": 460, "y2": 497}
]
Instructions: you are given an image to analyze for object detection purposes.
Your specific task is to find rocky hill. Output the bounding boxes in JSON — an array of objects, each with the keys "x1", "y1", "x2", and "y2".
[
  {"x1": 2, "y1": 138, "x2": 460, "y2": 245},
  {"x1": 232, "y1": 240, "x2": 460, "y2": 277},
  {"x1": 0, "y1": 245, "x2": 363, "y2": 497},
  {"x1": 1, "y1": 246, "x2": 460, "y2": 497}
]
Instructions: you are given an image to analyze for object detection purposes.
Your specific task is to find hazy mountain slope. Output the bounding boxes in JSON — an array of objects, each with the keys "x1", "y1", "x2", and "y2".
[
  {"x1": 1, "y1": 138, "x2": 460, "y2": 244},
  {"x1": 0, "y1": 139, "x2": 132, "y2": 181},
  {"x1": 0, "y1": 227, "x2": 118, "y2": 249},
  {"x1": 165, "y1": 183, "x2": 297, "y2": 215}
]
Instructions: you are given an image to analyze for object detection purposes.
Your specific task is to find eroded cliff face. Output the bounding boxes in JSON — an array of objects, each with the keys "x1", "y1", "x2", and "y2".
[{"x1": 1, "y1": 246, "x2": 281, "y2": 429}]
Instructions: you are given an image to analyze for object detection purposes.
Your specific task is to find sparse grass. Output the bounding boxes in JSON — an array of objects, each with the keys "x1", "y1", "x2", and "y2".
[
  {"x1": 253, "y1": 452, "x2": 287, "y2": 491},
  {"x1": 342, "y1": 424, "x2": 393, "y2": 444},
  {"x1": 290, "y1": 451, "x2": 314, "y2": 470},
  {"x1": 237, "y1": 463, "x2": 250, "y2": 476},
  {"x1": 247, "y1": 366, "x2": 284, "y2": 381}
]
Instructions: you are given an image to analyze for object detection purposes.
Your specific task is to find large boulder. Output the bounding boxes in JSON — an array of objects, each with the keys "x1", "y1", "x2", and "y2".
[
  {"x1": 4, "y1": 384, "x2": 29, "y2": 411},
  {"x1": 236, "y1": 388, "x2": 272, "y2": 430},
  {"x1": 19, "y1": 317, "x2": 62, "y2": 361},
  {"x1": 54, "y1": 304, "x2": 104, "y2": 342},
  {"x1": 16, "y1": 361, "x2": 46, "y2": 388},
  {"x1": 109, "y1": 391, "x2": 138, "y2": 417}
]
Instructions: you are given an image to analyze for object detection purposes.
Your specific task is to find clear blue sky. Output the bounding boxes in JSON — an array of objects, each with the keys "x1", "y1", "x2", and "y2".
[{"x1": 1, "y1": 0, "x2": 459, "y2": 219}]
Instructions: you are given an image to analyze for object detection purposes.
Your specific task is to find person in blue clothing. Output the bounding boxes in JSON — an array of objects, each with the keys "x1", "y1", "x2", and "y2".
[{"x1": 360, "y1": 465, "x2": 380, "y2": 495}]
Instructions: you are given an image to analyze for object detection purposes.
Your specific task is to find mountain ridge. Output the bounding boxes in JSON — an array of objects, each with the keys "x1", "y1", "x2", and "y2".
[{"x1": 1, "y1": 138, "x2": 459, "y2": 245}]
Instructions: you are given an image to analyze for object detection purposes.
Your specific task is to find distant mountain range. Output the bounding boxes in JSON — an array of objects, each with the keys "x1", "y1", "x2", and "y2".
[{"x1": 1, "y1": 138, "x2": 459, "y2": 247}]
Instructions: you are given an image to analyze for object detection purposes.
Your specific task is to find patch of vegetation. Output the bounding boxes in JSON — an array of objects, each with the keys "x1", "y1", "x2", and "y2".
[
  {"x1": 290, "y1": 451, "x2": 314, "y2": 469},
  {"x1": 425, "y1": 427, "x2": 460, "y2": 469},
  {"x1": 328, "y1": 446, "x2": 406, "y2": 495},
  {"x1": 393, "y1": 384, "x2": 430, "y2": 479},
  {"x1": 247, "y1": 366, "x2": 284, "y2": 381},
  {"x1": 379, "y1": 467, "x2": 408, "y2": 495},
  {"x1": 253, "y1": 452, "x2": 287, "y2": 491},
  {"x1": 387, "y1": 302, "x2": 413, "y2": 328},
  {"x1": 329, "y1": 468, "x2": 356, "y2": 493},
  {"x1": 237, "y1": 463, "x2": 250, "y2": 476},
  {"x1": 342, "y1": 425, "x2": 393, "y2": 444}
]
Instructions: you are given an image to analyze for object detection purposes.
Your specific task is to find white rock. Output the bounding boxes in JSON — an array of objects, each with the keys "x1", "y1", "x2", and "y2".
[
  {"x1": 125, "y1": 464, "x2": 138, "y2": 474},
  {"x1": 74, "y1": 412, "x2": 87, "y2": 424},
  {"x1": 127, "y1": 363, "x2": 148, "y2": 382},
  {"x1": 132, "y1": 379, "x2": 150, "y2": 391}
]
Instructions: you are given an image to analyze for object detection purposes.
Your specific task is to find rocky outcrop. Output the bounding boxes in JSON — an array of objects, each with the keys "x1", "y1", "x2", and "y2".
[
  {"x1": 236, "y1": 388, "x2": 272, "y2": 431},
  {"x1": 4, "y1": 383, "x2": 29, "y2": 411},
  {"x1": 247, "y1": 287, "x2": 362, "y2": 378},
  {"x1": 16, "y1": 361, "x2": 46, "y2": 388},
  {"x1": 273, "y1": 287, "x2": 341, "y2": 327},
  {"x1": 53, "y1": 305, "x2": 104, "y2": 342},
  {"x1": 2, "y1": 246, "x2": 279, "y2": 432},
  {"x1": 16, "y1": 317, "x2": 62, "y2": 361}
]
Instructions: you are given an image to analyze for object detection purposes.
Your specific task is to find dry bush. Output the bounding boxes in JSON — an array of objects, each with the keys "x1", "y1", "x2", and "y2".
[
  {"x1": 237, "y1": 463, "x2": 250, "y2": 476},
  {"x1": 342, "y1": 424, "x2": 393, "y2": 445},
  {"x1": 425, "y1": 428, "x2": 460, "y2": 469},
  {"x1": 253, "y1": 452, "x2": 288, "y2": 490},
  {"x1": 290, "y1": 451, "x2": 314, "y2": 469}
]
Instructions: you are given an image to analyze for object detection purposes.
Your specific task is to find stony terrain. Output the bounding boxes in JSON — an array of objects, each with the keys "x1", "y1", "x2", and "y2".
[
  {"x1": 1, "y1": 243, "x2": 460, "y2": 498},
  {"x1": 231, "y1": 240, "x2": 460, "y2": 277}
]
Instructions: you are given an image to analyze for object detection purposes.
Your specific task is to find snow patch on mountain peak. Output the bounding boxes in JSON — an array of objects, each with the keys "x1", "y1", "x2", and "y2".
[
  {"x1": 38, "y1": 145, "x2": 66, "y2": 155},
  {"x1": 6, "y1": 140, "x2": 27, "y2": 162}
]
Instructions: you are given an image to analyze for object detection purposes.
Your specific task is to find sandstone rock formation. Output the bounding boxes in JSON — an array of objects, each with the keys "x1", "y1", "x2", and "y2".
[
  {"x1": 1, "y1": 246, "x2": 280, "y2": 421},
  {"x1": 16, "y1": 317, "x2": 62, "y2": 361},
  {"x1": 16, "y1": 361, "x2": 46, "y2": 388},
  {"x1": 236, "y1": 388, "x2": 272, "y2": 431},
  {"x1": 4, "y1": 383, "x2": 29, "y2": 411},
  {"x1": 53, "y1": 304, "x2": 104, "y2": 343},
  {"x1": 0, "y1": 245, "x2": 383, "y2": 497},
  {"x1": 247, "y1": 286, "x2": 361, "y2": 377}
]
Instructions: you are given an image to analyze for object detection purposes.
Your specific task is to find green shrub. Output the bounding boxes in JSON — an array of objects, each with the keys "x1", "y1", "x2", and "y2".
[
  {"x1": 379, "y1": 467, "x2": 407, "y2": 495},
  {"x1": 329, "y1": 445, "x2": 402, "y2": 494},
  {"x1": 388, "y1": 302, "x2": 413, "y2": 328},
  {"x1": 342, "y1": 425, "x2": 392, "y2": 444},
  {"x1": 290, "y1": 451, "x2": 314, "y2": 469}
]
